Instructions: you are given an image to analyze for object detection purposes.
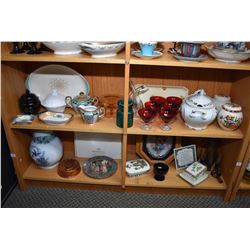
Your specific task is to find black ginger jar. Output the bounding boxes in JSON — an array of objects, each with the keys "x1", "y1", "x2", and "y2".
[{"x1": 19, "y1": 89, "x2": 41, "y2": 114}]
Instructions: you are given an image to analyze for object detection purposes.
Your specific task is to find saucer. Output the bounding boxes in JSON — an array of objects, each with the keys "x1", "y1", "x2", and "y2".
[
  {"x1": 132, "y1": 50, "x2": 163, "y2": 59},
  {"x1": 172, "y1": 53, "x2": 207, "y2": 63}
]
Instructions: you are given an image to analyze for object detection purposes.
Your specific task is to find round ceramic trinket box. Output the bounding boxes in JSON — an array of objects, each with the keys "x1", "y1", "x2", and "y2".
[{"x1": 217, "y1": 103, "x2": 243, "y2": 131}]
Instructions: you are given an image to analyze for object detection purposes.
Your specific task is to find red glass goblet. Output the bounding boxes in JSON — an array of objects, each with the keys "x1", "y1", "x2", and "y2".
[
  {"x1": 138, "y1": 107, "x2": 156, "y2": 130},
  {"x1": 150, "y1": 96, "x2": 166, "y2": 111},
  {"x1": 165, "y1": 96, "x2": 182, "y2": 110},
  {"x1": 159, "y1": 107, "x2": 177, "y2": 131},
  {"x1": 145, "y1": 101, "x2": 158, "y2": 114}
]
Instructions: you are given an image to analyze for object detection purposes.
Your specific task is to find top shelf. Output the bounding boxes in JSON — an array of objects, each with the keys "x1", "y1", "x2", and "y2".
[
  {"x1": 130, "y1": 52, "x2": 250, "y2": 71},
  {"x1": 2, "y1": 42, "x2": 250, "y2": 71}
]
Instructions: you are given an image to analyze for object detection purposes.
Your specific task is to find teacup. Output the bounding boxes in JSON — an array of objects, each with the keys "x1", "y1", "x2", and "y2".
[
  {"x1": 79, "y1": 105, "x2": 105, "y2": 124},
  {"x1": 139, "y1": 41, "x2": 157, "y2": 56},
  {"x1": 178, "y1": 42, "x2": 202, "y2": 58}
]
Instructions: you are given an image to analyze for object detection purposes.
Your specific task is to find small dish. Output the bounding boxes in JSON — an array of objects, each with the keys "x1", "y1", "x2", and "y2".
[
  {"x1": 38, "y1": 111, "x2": 73, "y2": 125},
  {"x1": 179, "y1": 171, "x2": 209, "y2": 186},
  {"x1": 172, "y1": 53, "x2": 207, "y2": 62},
  {"x1": 132, "y1": 50, "x2": 163, "y2": 59},
  {"x1": 82, "y1": 156, "x2": 117, "y2": 179},
  {"x1": 12, "y1": 114, "x2": 35, "y2": 124}
]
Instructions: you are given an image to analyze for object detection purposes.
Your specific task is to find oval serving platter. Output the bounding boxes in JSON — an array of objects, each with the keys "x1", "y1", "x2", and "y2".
[{"x1": 82, "y1": 156, "x2": 117, "y2": 179}]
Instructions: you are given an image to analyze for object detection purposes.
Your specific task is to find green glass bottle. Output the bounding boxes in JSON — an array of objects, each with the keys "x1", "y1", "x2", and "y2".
[{"x1": 116, "y1": 99, "x2": 133, "y2": 128}]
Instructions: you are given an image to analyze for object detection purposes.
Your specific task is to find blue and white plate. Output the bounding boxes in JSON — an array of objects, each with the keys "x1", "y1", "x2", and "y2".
[
  {"x1": 132, "y1": 50, "x2": 163, "y2": 59},
  {"x1": 173, "y1": 53, "x2": 208, "y2": 63}
]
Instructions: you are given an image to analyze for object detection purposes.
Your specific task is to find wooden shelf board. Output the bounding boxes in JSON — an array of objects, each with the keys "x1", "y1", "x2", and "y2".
[
  {"x1": 1, "y1": 51, "x2": 126, "y2": 64},
  {"x1": 239, "y1": 180, "x2": 250, "y2": 190},
  {"x1": 127, "y1": 115, "x2": 244, "y2": 139},
  {"x1": 11, "y1": 114, "x2": 123, "y2": 134},
  {"x1": 23, "y1": 157, "x2": 122, "y2": 186},
  {"x1": 125, "y1": 160, "x2": 226, "y2": 190},
  {"x1": 130, "y1": 52, "x2": 250, "y2": 71}
]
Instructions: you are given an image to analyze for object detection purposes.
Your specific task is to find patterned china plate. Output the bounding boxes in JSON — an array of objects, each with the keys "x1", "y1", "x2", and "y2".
[
  {"x1": 132, "y1": 50, "x2": 163, "y2": 59},
  {"x1": 82, "y1": 156, "x2": 117, "y2": 179},
  {"x1": 172, "y1": 53, "x2": 208, "y2": 63}
]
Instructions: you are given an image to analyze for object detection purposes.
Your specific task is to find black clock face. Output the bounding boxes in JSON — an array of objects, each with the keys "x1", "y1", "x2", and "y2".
[{"x1": 144, "y1": 135, "x2": 174, "y2": 160}]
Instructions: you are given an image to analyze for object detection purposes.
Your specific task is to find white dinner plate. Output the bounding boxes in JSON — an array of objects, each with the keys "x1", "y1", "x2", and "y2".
[{"x1": 26, "y1": 64, "x2": 90, "y2": 103}]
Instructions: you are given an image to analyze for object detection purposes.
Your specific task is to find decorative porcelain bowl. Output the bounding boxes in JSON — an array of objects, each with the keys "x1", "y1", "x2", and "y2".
[
  {"x1": 206, "y1": 45, "x2": 250, "y2": 63},
  {"x1": 80, "y1": 42, "x2": 125, "y2": 58},
  {"x1": 43, "y1": 42, "x2": 82, "y2": 55}
]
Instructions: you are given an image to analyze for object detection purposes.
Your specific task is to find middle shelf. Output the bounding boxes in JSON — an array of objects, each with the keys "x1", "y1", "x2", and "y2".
[{"x1": 12, "y1": 113, "x2": 244, "y2": 139}]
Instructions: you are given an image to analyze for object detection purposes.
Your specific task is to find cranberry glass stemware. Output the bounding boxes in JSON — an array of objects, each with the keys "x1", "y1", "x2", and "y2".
[
  {"x1": 138, "y1": 107, "x2": 156, "y2": 130},
  {"x1": 159, "y1": 107, "x2": 177, "y2": 131},
  {"x1": 150, "y1": 96, "x2": 166, "y2": 111}
]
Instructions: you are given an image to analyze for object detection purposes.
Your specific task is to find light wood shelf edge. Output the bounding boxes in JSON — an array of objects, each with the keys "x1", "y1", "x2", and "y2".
[
  {"x1": 125, "y1": 161, "x2": 226, "y2": 190},
  {"x1": 23, "y1": 158, "x2": 122, "y2": 186},
  {"x1": 127, "y1": 115, "x2": 244, "y2": 139}
]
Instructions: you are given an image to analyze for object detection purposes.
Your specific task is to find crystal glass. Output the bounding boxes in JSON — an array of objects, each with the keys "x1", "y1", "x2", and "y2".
[
  {"x1": 159, "y1": 107, "x2": 177, "y2": 131},
  {"x1": 150, "y1": 96, "x2": 165, "y2": 111},
  {"x1": 165, "y1": 96, "x2": 183, "y2": 110},
  {"x1": 138, "y1": 107, "x2": 156, "y2": 130}
]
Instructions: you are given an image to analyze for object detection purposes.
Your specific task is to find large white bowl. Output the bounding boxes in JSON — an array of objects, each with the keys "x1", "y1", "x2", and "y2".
[
  {"x1": 80, "y1": 42, "x2": 125, "y2": 58},
  {"x1": 43, "y1": 42, "x2": 82, "y2": 55},
  {"x1": 206, "y1": 45, "x2": 250, "y2": 63}
]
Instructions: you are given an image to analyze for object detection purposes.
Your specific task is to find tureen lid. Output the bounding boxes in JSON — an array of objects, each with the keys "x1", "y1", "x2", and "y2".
[
  {"x1": 42, "y1": 89, "x2": 65, "y2": 107},
  {"x1": 185, "y1": 89, "x2": 214, "y2": 108},
  {"x1": 222, "y1": 102, "x2": 242, "y2": 112}
]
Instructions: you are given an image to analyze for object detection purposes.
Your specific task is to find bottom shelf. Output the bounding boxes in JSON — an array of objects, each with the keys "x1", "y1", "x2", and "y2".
[
  {"x1": 23, "y1": 157, "x2": 122, "y2": 186},
  {"x1": 125, "y1": 159, "x2": 226, "y2": 190},
  {"x1": 23, "y1": 156, "x2": 226, "y2": 190},
  {"x1": 239, "y1": 180, "x2": 250, "y2": 190}
]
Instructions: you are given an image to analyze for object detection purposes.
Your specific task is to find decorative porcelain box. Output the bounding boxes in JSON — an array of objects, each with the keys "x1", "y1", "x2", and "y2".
[
  {"x1": 179, "y1": 161, "x2": 208, "y2": 186},
  {"x1": 126, "y1": 159, "x2": 150, "y2": 177},
  {"x1": 74, "y1": 133, "x2": 122, "y2": 159}
]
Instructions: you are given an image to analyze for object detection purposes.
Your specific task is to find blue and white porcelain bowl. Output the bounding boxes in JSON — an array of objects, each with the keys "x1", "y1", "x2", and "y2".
[
  {"x1": 206, "y1": 45, "x2": 250, "y2": 63},
  {"x1": 43, "y1": 42, "x2": 82, "y2": 55},
  {"x1": 80, "y1": 42, "x2": 125, "y2": 58}
]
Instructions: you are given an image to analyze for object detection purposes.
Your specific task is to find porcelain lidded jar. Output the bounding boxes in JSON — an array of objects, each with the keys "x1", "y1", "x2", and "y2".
[
  {"x1": 42, "y1": 89, "x2": 66, "y2": 112},
  {"x1": 181, "y1": 89, "x2": 217, "y2": 130},
  {"x1": 217, "y1": 103, "x2": 243, "y2": 131},
  {"x1": 29, "y1": 131, "x2": 63, "y2": 169}
]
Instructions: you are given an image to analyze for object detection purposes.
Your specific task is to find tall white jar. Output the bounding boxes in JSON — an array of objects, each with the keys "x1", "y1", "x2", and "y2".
[
  {"x1": 29, "y1": 131, "x2": 63, "y2": 169},
  {"x1": 217, "y1": 103, "x2": 243, "y2": 131}
]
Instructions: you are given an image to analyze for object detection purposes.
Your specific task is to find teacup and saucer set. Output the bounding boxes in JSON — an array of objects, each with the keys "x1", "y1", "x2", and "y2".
[
  {"x1": 169, "y1": 42, "x2": 207, "y2": 62},
  {"x1": 132, "y1": 41, "x2": 163, "y2": 59}
]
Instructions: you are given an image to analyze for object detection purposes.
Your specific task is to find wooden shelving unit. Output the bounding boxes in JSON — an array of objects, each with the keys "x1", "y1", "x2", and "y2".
[{"x1": 2, "y1": 41, "x2": 250, "y2": 201}]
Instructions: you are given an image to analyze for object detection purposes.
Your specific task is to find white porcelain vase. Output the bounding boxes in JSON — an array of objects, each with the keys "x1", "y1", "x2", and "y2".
[
  {"x1": 29, "y1": 131, "x2": 63, "y2": 169},
  {"x1": 181, "y1": 89, "x2": 217, "y2": 130}
]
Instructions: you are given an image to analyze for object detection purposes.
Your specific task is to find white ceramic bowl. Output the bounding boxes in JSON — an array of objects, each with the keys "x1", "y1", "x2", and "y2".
[
  {"x1": 43, "y1": 42, "x2": 82, "y2": 55},
  {"x1": 206, "y1": 45, "x2": 250, "y2": 63},
  {"x1": 80, "y1": 42, "x2": 125, "y2": 58}
]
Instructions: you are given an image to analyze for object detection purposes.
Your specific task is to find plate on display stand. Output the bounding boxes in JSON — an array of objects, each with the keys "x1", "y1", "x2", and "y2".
[{"x1": 26, "y1": 64, "x2": 90, "y2": 104}]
